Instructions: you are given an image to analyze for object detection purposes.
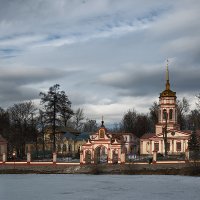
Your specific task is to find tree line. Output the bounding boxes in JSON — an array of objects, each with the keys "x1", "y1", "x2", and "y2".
[
  {"x1": 112, "y1": 96, "x2": 200, "y2": 138},
  {"x1": 0, "y1": 84, "x2": 97, "y2": 158},
  {"x1": 0, "y1": 84, "x2": 200, "y2": 158}
]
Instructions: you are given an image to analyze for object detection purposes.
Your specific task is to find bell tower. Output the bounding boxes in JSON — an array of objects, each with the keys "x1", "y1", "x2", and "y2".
[{"x1": 155, "y1": 61, "x2": 180, "y2": 135}]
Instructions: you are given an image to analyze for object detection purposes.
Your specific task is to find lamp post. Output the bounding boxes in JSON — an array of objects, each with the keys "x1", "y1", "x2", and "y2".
[
  {"x1": 163, "y1": 111, "x2": 168, "y2": 157},
  {"x1": 13, "y1": 151, "x2": 16, "y2": 169}
]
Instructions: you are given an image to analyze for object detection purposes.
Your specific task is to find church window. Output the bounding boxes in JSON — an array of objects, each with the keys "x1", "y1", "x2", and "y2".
[
  {"x1": 176, "y1": 142, "x2": 181, "y2": 151},
  {"x1": 163, "y1": 109, "x2": 167, "y2": 120},
  {"x1": 159, "y1": 110, "x2": 161, "y2": 121},
  {"x1": 63, "y1": 144, "x2": 67, "y2": 152},
  {"x1": 68, "y1": 144, "x2": 72, "y2": 152},
  {"x1": 99, "y1": 129, "x2": 105, "y2": 139},
  {"x1": 169, "y1": 109, "x2": 173, "y2": 120},
  {"x1": 146, "y1": 142, "x2": 150, "y2": 152},
  {"x1": 167, "y1": 142, "x2": 170, "y2": 151}
]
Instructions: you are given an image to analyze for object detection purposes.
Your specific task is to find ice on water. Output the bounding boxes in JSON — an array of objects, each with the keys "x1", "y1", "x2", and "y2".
[{"x1": 0, "y1": 174, "x2": 199, "y2": 200}]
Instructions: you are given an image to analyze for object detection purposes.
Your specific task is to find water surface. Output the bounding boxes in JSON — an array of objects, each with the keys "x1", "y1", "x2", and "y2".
[{"x1": 0, "y1": 175, "x2": 199, "y2": 200}]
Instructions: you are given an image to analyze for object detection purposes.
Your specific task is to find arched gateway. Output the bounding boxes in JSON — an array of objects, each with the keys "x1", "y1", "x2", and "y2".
[
  {"x1": 80, "y1": 120, "x2": 138, "y2": 164},
  {"x1": 94, "y1": 145, "x2": 108, "y2": 164}
]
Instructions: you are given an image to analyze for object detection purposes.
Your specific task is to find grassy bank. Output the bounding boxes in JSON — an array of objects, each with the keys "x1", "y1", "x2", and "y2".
[{"x1": 0, "y1": 163, "x2": 200, "y2": 176}]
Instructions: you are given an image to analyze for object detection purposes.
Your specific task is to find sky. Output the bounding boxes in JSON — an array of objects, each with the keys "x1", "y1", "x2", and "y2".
[{"x1": 0, "y1": 0, "x2": 200, "y2": 125}]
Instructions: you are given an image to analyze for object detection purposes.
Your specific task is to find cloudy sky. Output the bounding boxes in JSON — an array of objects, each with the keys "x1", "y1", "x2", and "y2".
[{"x1": 0, "y1": 0, "x2": 200, "y2": 125}]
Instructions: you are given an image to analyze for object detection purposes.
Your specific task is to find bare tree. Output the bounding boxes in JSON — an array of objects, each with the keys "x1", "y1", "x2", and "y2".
[
  {"x1": 188, "y1": 109, "x2": 200, "y2": 130},
  {"x1": 8, "y1": 101, "x2": 37, "y2": 158},
  {"x1": 122, "y1": 109, "x2": 137, "y2": 133},
  {"x1": 149, "y1": 101, "x2": 159, "y2": 132},
  {"x1": 37, "y1": 110, "x2": 46, "y2": 158},
  {"x1": 73, "y1": 108, "x2": 84, "y2": 131},
  {"x1": 83, "y1": 119, "x2": 98, "y2": 132},
  {"x1": 196, "y1": 93, "x2": 200, "y2": 110},
  {"x1": 121, "y1": 109, "x2": 151, "y2": 138},
  {"x1": 177, "y1": 97, "x2": 190, "y2": 130},
  {"x1": 0, "y1": 107, "x2": 10, "y2": 139}
]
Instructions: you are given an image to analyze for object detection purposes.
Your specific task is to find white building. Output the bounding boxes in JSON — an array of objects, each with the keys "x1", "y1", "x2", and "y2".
[{"x1": 140, "y1": 64, "x2": 191, "y2": 155}]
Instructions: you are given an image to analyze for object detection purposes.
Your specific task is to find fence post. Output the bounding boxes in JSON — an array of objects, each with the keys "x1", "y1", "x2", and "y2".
[
  {"x1": 185, "y1": 148, "x2": 189, "y2": 162},
  {"x1": 27, "y1": 152, "x2": 31, "y2": 164},
  {"x1": 153, "y1": 150, "x2": 157, "y2": 164},
  {"x1": 53, "y1": 152, "x2": 57, "y2": 164},
  {"x1": 3, "y1": 153, "x2": 7, "y2": 163}
]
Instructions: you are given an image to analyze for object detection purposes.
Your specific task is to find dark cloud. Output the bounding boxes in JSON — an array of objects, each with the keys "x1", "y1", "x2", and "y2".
[
  {"x1": 0, "y1": 67, "x2": 76, "y2": 107},
  {"x1": 0, "y1": 0, "x2": 200, "y2": 122},
  {"x1": 97, "y1": 62, "x2": 200, "y2": 99}
]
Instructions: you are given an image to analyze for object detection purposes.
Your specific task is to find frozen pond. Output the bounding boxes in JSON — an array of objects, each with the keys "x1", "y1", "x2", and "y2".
[{"x1": 0, "y1": 174, "x2": 200, "y2": 200}]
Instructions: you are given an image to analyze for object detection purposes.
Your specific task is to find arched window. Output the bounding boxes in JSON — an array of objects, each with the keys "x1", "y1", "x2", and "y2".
[
  {"x1": 68, "y1": 144, "x2": 72, "y2": 152},
  {"x1": 163, "y1": 109, "x2": 167, "y2": 120},
  {"x1": 159, "y1": 110, "x2": 161, "y2": 121},
  {"x1": 63, "y1": 144, "x2": 67, "y2": 152},
  {"x1": 169, "y1": 109, "x2": 173, "y2": 120},
  {"x1": 99, "y1": 129, "x2": 105, "y2": 139}
]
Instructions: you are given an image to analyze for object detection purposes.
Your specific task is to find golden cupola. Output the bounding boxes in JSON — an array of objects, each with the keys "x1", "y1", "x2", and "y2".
[{"x1": 160, "y1": 61, "x2": 176, "y2": 98}]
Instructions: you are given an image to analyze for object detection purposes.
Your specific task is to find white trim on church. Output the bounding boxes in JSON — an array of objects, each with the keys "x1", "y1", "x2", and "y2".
[{"x1": 140, "y1": 63, "x2": 191, "y2": 155}]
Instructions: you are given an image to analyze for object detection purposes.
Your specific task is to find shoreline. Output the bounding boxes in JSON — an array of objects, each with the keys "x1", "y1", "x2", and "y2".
[{"x1": 1, "y1": 163, "x2": 200, "y2": 176}]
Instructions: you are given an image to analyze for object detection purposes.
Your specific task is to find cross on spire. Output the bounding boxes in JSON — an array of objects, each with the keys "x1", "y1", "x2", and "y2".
[
  {"x1": 101, "y1": 115, "x2": 105, "y2": 127},
  {"x1": 165, "y1": 59, "x2": 170, "y2": 90}
]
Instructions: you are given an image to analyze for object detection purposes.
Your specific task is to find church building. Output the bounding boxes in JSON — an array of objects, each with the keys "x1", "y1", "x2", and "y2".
[{"x1": 140, "y1": 63, "x2": 191, "y2": 155}]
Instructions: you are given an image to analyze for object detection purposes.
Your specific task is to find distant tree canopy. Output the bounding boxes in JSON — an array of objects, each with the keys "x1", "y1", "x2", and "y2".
[
  {"x1": 149, "y1": 101, "x2": 159, "y2": 132},
  {"x1": 121, "y1": 109, "x2": 151, "y2": 138},
  {"x1": 7, "y1": 101, "x2": 37, "y2": 158},
  {"x1": 0, "y1": 84, "x2": 200, "y2": 157},
  {"x1": 82, "y1": 119, "x2": 98, "y2": 132},
  {"x1": 73, "y1": 108, "x2": 85, "y2": 131},
  {"x1": 119, "y1": 96, "x2": 200, "y2": 138},
  {"x1": 177, "y1": 97, "x2": 190, "y2": 130}
]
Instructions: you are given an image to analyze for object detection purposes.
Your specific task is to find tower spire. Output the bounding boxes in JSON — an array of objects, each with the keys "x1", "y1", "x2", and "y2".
[
  {"x1": 166, "y1": 59, "x2": 170, "y2": 90},
  {"x1": 101, "y1": 115, "x2": 105, "y2": 127}
]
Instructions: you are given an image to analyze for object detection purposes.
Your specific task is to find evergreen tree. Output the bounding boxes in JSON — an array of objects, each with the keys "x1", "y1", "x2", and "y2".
[
  {"x1": 188, "y1": 125, "x2": 200, "y2": 160},
  {"x1": 39, "y1": 84, "x2": 73, "y2": 152}
]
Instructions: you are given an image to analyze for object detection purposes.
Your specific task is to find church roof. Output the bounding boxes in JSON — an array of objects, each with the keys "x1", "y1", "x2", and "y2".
[
  {"x1": 160, "y1": 89, "x2": 176, "y2": 97},
  {"x1": 140, "y1": 133, "x2": 156, "y2": 139},
  {"x1": 160, "y1": 61, "x2": 176, "y2": 98}
]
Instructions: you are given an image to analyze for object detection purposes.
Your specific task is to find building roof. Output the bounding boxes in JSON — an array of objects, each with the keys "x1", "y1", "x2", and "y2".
[
  {"x1": 62, "y1": 132, "x2": 76, "y2": 140},
  {"x1": 160, "y1": 89, "x2": 176, "y2": 97},
  {"x1": 75, "y1": 132, "x2": 91, "y2": 141},
  {"x1": 45, "y1": 126, "x2": 80, "y2": 135},
  {"x1": 111, "y1": 132, "x2": 138, "y2": 138},
  {"x1": 62, "y1": 132, "x2": 92, "y2": 141},
  {"x1": 140, "y1": 133, "x2": 156, "y2": 139}
]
